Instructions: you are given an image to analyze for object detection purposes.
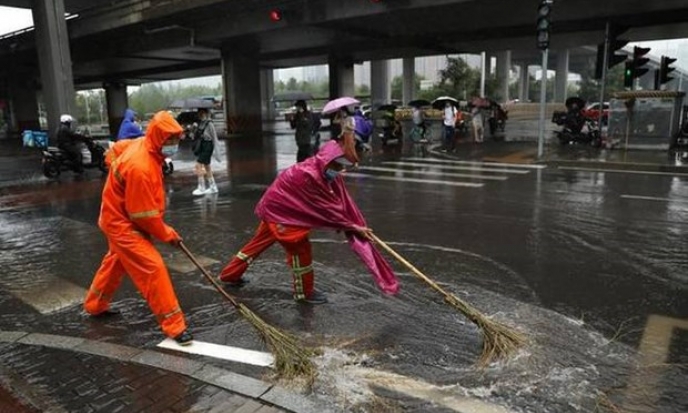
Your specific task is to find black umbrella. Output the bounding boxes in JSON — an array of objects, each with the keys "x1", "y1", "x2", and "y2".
[
  {"x1": 377, "y1": 104, "x2": 398, "y2": 112},
  {"x1": 272, "y1": 91, "x2": 314, "y2": 102},
  {"x1": 565, "y1": 97, "x2": 586, "y2": 110},
  {"x1": 168, "y1": 98, "x2": 215, "y2": 110},
  {"x1": 408, "y1": 99, "x2": 431, "y2": 107}
]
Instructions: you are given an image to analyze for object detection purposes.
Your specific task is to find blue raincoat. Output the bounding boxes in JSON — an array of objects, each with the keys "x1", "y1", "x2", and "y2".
[{"x1": 116, "y1": 109, "x2": 143, "y2": 140}]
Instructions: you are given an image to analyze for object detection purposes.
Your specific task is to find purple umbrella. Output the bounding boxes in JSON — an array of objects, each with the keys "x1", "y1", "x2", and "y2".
[{"x1": 322, "y1": 97, "x2": 360, "y2": 115}]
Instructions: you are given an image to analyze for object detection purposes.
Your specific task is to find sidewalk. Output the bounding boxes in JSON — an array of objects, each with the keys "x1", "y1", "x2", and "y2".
[{"x1": 0, "y1": 331, "x2": 328, "y2": 413}]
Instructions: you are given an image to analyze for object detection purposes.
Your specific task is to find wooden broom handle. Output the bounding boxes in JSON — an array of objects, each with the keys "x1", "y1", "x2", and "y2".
[
  {"x1": 370, "y1": 233, "x2": 451, "y2": 298},
  {"x1": 178, "y1": 241, "x2": 240, "y2": 309}
]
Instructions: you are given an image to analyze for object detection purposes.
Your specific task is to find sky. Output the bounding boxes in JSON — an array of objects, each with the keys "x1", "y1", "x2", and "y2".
[{"x1": 1, "y1": 5, "x2": 687, "y2": 88}]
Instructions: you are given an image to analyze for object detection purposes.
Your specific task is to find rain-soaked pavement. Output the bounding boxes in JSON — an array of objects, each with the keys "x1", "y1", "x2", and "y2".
[{"x1": 0, "y1": 123, "x2": 686, "y2": 413}]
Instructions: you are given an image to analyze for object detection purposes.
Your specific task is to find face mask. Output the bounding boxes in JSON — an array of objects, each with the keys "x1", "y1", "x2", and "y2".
[
  {"x1": 161, "y1": 144, "x2": 179, "y2": 157},
  {"x1": 324, "y1": 168, "x2": 339, "y2": 181}
]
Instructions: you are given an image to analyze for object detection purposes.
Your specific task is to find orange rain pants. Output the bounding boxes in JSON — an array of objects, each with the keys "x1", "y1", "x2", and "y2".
[{"x1": 219, "y1": 221, "x2": 314, "y2": 300}]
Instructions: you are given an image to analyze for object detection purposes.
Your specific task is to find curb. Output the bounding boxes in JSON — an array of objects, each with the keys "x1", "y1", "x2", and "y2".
[{"x1": 0, "y1": 330, "x2": 333, "y2": 413}]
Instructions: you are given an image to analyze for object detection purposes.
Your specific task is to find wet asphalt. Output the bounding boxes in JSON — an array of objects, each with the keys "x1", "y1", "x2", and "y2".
[{"x1": 0, "y1": 124, "x2": 686, "y2": 413}]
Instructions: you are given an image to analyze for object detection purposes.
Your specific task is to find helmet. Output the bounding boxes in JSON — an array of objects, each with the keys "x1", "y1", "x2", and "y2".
[{"x1": 60, "y1": 114, "x2": 73, "y2": 124}]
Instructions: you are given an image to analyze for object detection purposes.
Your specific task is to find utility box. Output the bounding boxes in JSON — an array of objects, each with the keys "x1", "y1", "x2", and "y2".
[{"x1": 607, "y1": 91, "x2": 685, "y2": 149}]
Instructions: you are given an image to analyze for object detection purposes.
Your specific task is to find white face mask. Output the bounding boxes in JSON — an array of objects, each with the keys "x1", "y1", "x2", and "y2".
[{"x1": 161, "y1": 144, "x2": 179, "y2": 157}]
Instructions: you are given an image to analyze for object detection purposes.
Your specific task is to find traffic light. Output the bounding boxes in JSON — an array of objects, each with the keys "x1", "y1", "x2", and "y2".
[
  {"x1": 536, "y1": 0, "x2": 552, "y2": 50},
  {"x1": 659, "y1": 55, "x2": 677, "y2": 85},
  {"x1": 631, "y1": 46, "x2": 651, "y2": 79},
  {"x1": 595, "y1": 38, "x2": 628, "y2": 80},
  {"x1": 624, "y1": 60, "x2": 633, "y2": 88},
  {"x1": 269, "y1": 9, "x2": 283, "y2": 22}
]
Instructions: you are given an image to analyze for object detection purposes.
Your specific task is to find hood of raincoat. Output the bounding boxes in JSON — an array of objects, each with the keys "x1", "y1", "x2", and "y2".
[
  {"x1": 144, "y1": 111, "x2": 183, "y2": 158},
  {"x1": 124, "y1": 109, "x2": 136, "y2": 122},
  {"x1": 255, "y1": 139, "x2": 399, "y2": 295}
]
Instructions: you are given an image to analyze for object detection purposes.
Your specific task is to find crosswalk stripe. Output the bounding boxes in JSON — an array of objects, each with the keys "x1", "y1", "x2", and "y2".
[
  {"x1": 357, "y1": 166, "x2": 507, "y2": 181},
  {"x1": 157, "y1": 338, "x2": 275, "y2": 367},
  {"x1": 345, "y1": 172, "x2": 484, "y2": 188},
  {"x1": 0, "y1": 276, "x2": 86, "y2": 314},
  {"x1": 402, "y1": 157, "x2": 546, "y2": 169},
  {"x1": 382, "y1": 161, "x2": 531, "y2": 174}
]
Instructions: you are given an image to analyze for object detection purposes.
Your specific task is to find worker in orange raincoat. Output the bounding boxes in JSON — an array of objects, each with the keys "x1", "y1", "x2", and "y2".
[{"x1": 83, "y1": 111, "x2": 193, "y2": 345}]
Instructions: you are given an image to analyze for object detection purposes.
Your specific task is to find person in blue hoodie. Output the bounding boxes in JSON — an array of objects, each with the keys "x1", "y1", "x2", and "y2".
[{"x1": 116, "y1": 109, "x2": 144, "y2": 141}]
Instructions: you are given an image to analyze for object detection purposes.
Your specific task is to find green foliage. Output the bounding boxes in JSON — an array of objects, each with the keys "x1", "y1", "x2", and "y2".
[
  {"x1": 390, "y1": 73, "x2": 424, "y2": 101},
  {"x1": 274, "y1": 77, "x2": 329, "y2": 98},
  {"x1": 576, "y1": 59, "x2": 626, "y2": 103},
  {"x1": 127, "y1": 83, "x2": 222, "y2": 118}
]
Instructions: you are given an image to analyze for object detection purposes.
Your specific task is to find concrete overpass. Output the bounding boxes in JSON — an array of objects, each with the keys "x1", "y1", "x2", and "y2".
[{"x1": 1, "y1": 0, "x2": 688, "y2": 135}]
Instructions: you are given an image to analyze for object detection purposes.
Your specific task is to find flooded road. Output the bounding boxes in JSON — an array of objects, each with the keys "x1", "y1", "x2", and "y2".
[{"x1": 0, "y1": 133, "x2": 686, "y2": 412}]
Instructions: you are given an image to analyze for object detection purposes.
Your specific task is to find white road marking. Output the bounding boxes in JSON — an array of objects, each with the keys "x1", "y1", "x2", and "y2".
[
  {"x1": 1, "y1": 275, "x2": 86, "y2": 314},
  {"x1": 357, "y1": 166, "x2": 507, "y2": 181},
  {"x1": 344, "y1": 173, "x2": 484, "y2": 188},
  {"x1": 382, "y1": 161, "x2": 530, "y2": 174},
  {"x1": 558, "y1": 166, "x2": 688, "y2": 177},
  {"x1": 403, "y1": 157, "x2": 546, "y2": 169},
  {"x1": 157, "y1": 339, "x2": 275, "y2": 367},
  {"x1": 620, "y1": 194, "x2": 688, "y2": 203}
]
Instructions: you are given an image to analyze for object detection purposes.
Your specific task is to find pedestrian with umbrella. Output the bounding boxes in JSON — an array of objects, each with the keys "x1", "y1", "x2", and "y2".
[
  {"x1": 433, "y1": 96, "x2": 459, "y2": 152},
  {"x1": 290, "y1": 99, "x2": 316, "y2": 162},
  {"x1": 322, "y1": 96, "x2": 361, "y2": 165}
]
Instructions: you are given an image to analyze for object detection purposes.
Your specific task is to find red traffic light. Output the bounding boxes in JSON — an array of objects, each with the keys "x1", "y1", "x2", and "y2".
[{"x1": 269, "y1": 9, "x2": 282, "y2": 22}]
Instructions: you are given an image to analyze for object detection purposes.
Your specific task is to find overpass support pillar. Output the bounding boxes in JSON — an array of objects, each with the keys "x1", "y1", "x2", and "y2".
[
  {"x1": 402, "y1": 57, "x2": 415, "y2": 104},
  {"x1": 496, "y1": 51, "x2": 511, "y2": 102},
  {"x1": 260, "y1": 69, "x2": 276, "y2": 121},
  {"x1": 518, "y1": 63, "x2": 530, "y2": 102},
  {"x1": 370, "y1": 60, "x2": 390, "y2": 107},
  {"x1": 328, "y1": 56, "x2": 355, "y2": 99},
  {"x1": 9, "y1": 78, "x2": 41, "y2": 134},
  {"x1": 32, "y1": 0, "x2": 76, "y2": 135},
  {"x1": 222, "y1": 48, "x2": 263, "y2": 135},
  {"x1": 554, "y1": 50, "x2": 569, "y2": 103},
  {"x1": 104, "y1": 82, "x2": 128, "y2": 137}
]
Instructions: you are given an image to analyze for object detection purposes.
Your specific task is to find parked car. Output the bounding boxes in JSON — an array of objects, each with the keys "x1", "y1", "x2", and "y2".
[{"x1": 582, "y1": 102, "x2": 610, "y2": 124}]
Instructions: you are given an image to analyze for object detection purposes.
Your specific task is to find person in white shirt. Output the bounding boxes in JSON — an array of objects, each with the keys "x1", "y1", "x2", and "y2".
[{"x1": 443, "y1": 102, "x2": 457, "y2": 152}]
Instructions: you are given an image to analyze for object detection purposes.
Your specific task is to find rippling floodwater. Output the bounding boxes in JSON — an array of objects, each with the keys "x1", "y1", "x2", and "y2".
[{"x1": 0, "y1": 137, "x2": 686, "y2": 412}]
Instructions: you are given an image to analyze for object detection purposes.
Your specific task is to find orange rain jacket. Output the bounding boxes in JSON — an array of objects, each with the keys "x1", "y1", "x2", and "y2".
[
  {"x1": 85, "y1": 111, "x2": 185, "y2": 338},
  {"x1": 99, "y1": 111, "x2": 180, "y2": 242}
]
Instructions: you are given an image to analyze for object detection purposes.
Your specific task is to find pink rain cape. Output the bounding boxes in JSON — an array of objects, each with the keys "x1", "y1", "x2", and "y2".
[{"x1": 255, "y1": 140, "x2": 399, "y2": 295}]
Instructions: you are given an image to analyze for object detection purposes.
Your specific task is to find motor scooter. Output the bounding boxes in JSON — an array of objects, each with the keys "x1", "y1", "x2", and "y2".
[
  {"x1": 552, "y1": 97, "x2": 602, "y2": 147},
  {"x1": 42, "y1": 136, "x2": 108, "y2": 178}
]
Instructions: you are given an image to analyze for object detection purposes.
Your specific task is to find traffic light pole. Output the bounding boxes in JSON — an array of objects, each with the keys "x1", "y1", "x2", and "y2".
[
  {"x1": 537, "y1": 47, "x2": 548, "y2": 158},
  {"x1": 597, "y1": 22, "x2": 610, "y2": 129}
]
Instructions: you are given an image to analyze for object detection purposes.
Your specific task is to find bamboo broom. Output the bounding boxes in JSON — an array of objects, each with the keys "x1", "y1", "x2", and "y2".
[
  {"x1": 370, "y1": 234, "x2": 525, "y2": 365},
  {"x1": 178, "y1": 242, "x2": 317, "y2": 383}
]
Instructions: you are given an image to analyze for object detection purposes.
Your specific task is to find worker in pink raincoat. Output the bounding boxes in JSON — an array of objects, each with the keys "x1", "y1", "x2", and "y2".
[{"x1": 219, "y1": 140, "x2": 399, "y2": 304}]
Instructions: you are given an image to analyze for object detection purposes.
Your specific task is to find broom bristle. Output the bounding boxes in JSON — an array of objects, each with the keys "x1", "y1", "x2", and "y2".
[
  {"x1": 238, "y1": 304, "x2": 318, "y2": 384},
  {"x1": 444, "y1": 295, "x2": 525, "y2": 365}
]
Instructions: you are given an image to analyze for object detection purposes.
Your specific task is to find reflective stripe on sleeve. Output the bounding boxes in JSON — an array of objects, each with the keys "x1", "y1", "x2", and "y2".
[{"x1": 129, "y1": 210, "x2": 160, "y2": 219}]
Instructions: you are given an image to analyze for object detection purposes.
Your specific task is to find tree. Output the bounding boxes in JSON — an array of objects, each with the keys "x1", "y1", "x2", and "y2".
[
  {"x1": 576, "y1": 58, "x2": 626, "y2": 103},
  {"x1": 390, "y1": 74, "x2": 424, "y2": 101},
  {"x1": 437, "y1": 57, "x2": 481, "y2": 99}
]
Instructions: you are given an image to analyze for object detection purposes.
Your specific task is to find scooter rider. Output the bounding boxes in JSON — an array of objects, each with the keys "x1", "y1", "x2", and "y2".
[{"x1": 56, "y1": 114, "x2": 88, "y2": 174}]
